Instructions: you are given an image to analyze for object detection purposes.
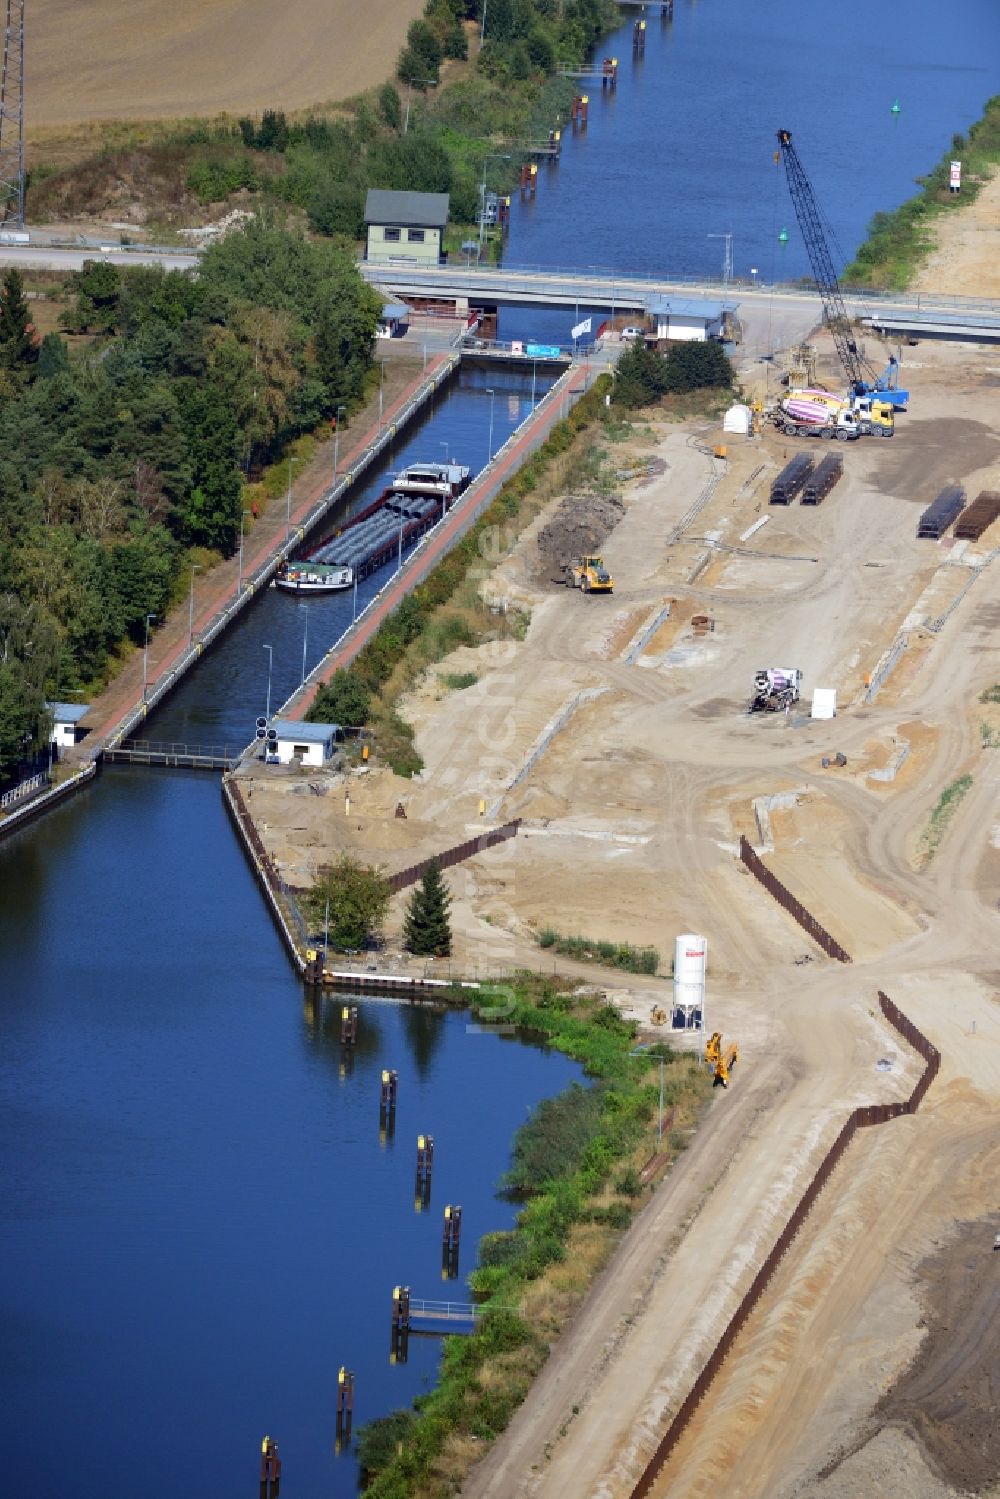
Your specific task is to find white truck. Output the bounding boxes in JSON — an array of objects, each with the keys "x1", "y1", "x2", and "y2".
[
  {"x1": 774, "y1": 388, "x2": 894, "y2": 440},
  {"x1": 748, "y1": 668, "x2": 802, "y2": 714}
]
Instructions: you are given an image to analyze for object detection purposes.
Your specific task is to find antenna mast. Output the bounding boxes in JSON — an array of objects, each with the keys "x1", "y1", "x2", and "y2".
[{"x1": 0, "y1": 0, "x2": 25, "y2": 228}]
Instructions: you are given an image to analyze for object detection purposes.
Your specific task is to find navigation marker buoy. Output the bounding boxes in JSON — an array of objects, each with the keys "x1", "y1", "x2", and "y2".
[{"x1": 778, "y1": 226, "x2": 789, "y2": 245}]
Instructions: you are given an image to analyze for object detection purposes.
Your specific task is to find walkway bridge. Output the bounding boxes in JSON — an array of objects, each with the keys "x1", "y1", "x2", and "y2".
[{"x1": 102, "y1": 739, "x2": 243, "y2": 771}]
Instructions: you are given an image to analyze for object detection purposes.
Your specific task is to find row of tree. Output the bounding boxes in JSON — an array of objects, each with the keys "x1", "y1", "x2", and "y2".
[
  {"x1": 0, "y1": 221, "x2": 382, "y2": 776},
  {"x1": 305, "y1": 855, "x2": 453, "y2": 956}
]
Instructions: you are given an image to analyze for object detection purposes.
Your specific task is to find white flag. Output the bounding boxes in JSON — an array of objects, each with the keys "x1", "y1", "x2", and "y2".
[{"x1": 570, "y1": 316, "x2": 592, "y2": 340}]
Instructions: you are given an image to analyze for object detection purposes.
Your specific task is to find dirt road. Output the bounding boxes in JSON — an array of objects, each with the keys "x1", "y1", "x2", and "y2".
[{"x1": 251, "y1": 329, "x2": 1000, "y2": 1498}]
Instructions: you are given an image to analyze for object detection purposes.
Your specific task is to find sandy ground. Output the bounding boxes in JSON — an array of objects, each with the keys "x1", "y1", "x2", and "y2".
[
  {"x1": 246, "y1": 328, "x2": 1000, "y2": 1499},
  {"x1": 912, "y1": 168, "x2": 1000, "y2": 299},
  {"x1": 26, "y1": 0, "x2": 425, "y2": 128}
]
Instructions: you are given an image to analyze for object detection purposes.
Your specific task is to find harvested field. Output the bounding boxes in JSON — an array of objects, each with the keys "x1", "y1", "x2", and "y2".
[{"x1": 27, "y1": 0, "x2": 425, "y2": 130}]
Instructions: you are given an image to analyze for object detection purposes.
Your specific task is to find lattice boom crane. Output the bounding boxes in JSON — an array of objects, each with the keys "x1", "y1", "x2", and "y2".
[{"x1": 776, "y1": 129, "x2": 907, "y2": 408}]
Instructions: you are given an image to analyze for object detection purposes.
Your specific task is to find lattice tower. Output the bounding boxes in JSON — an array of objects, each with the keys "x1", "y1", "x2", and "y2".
[{"x1": 0, "y1": 0, "x2": 25, "y2": 227}]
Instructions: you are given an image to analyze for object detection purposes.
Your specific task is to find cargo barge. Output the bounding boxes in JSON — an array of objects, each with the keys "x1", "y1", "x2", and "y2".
[{"x1": 275, "y1": 461, "x2": 471, "y2": 594}]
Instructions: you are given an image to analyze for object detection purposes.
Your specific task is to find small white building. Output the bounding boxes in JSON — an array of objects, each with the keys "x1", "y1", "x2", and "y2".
[
  {"x1": 377, "y1": 300, "x2": 410, "y2": 339},
  {"x1": 47, "y1": 701, "x2": 90, "y2": 749},
  {"x1": 269, "y1": 719, "x2": 340, "y2": 767},
  {"x1": 648, "y1": 297, "x2": 729, "y2": 342}
]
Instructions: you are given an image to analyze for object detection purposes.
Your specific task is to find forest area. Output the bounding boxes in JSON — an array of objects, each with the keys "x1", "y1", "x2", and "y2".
[{"x1": 0, "y1": 221, "x2": 381, "y2": 777}]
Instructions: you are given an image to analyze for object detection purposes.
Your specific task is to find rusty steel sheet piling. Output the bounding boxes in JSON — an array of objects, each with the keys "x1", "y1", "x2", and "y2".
[
  {"x1": 770, "y1": 453, "x2": 814, "y2": 505},
  {"x1": 801, "y1": 452, "x2": 843, "y2": 505},
  {"x1": 917, "y1": 485, "x2": 966, "y2": 540},
  {"x1": 739, "y1": 835, "x2": 851, "y2": 962},
  {"x1": 629, "y1": 991, "x2": 939, "y2": 1498},
  {"x1": 953, "y1": 490, "x2": 1000, "y2": 541}
]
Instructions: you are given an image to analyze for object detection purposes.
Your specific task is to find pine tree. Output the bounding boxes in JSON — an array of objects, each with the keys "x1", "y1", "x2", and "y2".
[
  {"x1": 0, "y1": 269, "x2": 38, "y2": 375},
  {"x1": 403, "y1": 859, "x2": 452, "y2": 956}
]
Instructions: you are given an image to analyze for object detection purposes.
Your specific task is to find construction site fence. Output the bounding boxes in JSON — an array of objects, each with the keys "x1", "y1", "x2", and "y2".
[
  {"x1": 738, "y1": 834, "x2": 851, "y2": 963},
  {"x1": 630, "y1": 991, "x2": 940, "y2": 1499},
  {"x1": 387, "y1": 819, "x2": 521, "y2": 895}
]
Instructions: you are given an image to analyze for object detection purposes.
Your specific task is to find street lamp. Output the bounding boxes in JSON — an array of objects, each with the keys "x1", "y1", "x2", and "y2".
[
  {"x1": 333, "y1": 405, "x2": 347, "y2": 488},
  {"x1": 396, "y1": 510, "x2": 405, "y2": 573},
  {"x1": 486, "y1": 386, "x2": 496, "y2": 462},
  {"x1": 237, "y1": 509, "x2": 252, "y2": 593},
  {"x1": 708, "y1": 231, "x2": 734, "y2": 295},
  {"x1": 187, "y1": 564, "x2": 201, "y2": 649},
  {"x1": 142, "y1": 613, "x2": 157, "y2": 702},
  {"x1": 479, "y1": 0, "x2": 489, "y2": 47},
  {"x1": 378, "y1": 361, "x2": 385, "y2": 433},
  {"x1": 630, "y1": 1046, "x2": 668, "y2": 1147},
  {"x1": 263, "y1": 643, "x2": 273, "y2": 722}
]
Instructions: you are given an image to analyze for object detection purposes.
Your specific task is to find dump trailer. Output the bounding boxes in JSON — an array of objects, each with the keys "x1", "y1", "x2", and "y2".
[
  {"x1": 748, "y1": 667, "x2": 802, "y2": 713},
  {"x1": 770, "y1": 453, "x2": 814, "y2": 505},
  {"x1": 917, "y1": 486, "x2": 966, "y2": 540},
  {"x1": 565, "y1": 555, "x2": 613, "y2": 593},
  {"x1": 954, "y1": 490, "x2": 1000, "y2": 541},
  {"x1": 801, "y1": 452, "x2": 843, "y2": 505}
]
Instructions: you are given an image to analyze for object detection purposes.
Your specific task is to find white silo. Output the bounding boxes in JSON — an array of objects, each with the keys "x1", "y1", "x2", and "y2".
[{"x1": 673, "y1": 934, "x2": 707, "y2": 1032}]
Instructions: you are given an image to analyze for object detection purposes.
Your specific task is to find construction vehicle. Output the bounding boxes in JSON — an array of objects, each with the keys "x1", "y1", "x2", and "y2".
[
  {"x1": 565, "y1": 555, "x2": 613, "y2": 593},
  {"x1": 774, "y1": 389, "x2": 893, "y2": 440},
  {"x1": 704, "y1": 1030, "x2": 739, "y2": 1087},
  {"x1": 776, "y1": 130, "x2": 909, "y2": 411},
  {"x1": 748, "y1": 667, "x2": 802, "y2": 714}
]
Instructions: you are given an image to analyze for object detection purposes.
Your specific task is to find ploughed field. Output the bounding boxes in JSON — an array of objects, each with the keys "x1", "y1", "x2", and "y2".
[{"x1": 27, "y1": 0, "x2": 425, "y2": 128}]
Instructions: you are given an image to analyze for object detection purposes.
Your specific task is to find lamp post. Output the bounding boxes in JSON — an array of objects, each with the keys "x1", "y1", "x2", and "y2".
[
  {"x1": 237, "y1": 509, "x2": 252, "y2": 593},
  {"x1": 187, "y1": 565, "x2": 201, "y2": 649},
  {"x1": 263, "y1": 644, "x2": 273, "y2": 722},
  {"x1": 630, "y1": 1047, "x2": 667, "y2": 1146},
  {"x1": 479, "y1": 0, "x2": 488, "y2": 47},
  {"x1": 378, "y1": 361, "x2": 385, "y2": 433},
  {"x1": 397, "y1": 511, "x2": 405, "y2": 574},
  {"x1": 708, "y1": 230, "x2": 734, "y2": 295},
  {"x1": 142, "y1": 613, "x2": 157, "y2": 702},
  {"x1": 301, "y1": 613, "x2": 309, "y2": 687},
  {"x1": 333, "y1": 405, "x2": 347, "y2": 488},
  {"x1": 486, "y1": 386, "x2": 496, "y2": 462}
]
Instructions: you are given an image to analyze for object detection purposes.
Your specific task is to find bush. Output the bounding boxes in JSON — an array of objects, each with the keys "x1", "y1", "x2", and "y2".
[
  {"x1": 308, "y1": 668, "x2": 371, "y2": 728},
  {"x1": 357, "y1": 1410, "x2": 416, "y2": 1480},
  {"x1": 502, "y1": 1082, "x2": 606, "y2": 1194}
]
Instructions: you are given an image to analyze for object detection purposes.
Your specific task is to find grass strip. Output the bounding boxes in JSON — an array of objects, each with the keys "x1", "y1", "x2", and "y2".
[
  {"x1": 919, "y1": 773, "x2": 973, "y2": 865},
  {"x1": 308, "y1": 377, "x2": 614, "y2": 772},
  {"x1": 845, "y1": 93, "x2": 1000, "y2": 290},
  {"x1": 538, "y1": 927, "x2": 660, "y2": 976}
]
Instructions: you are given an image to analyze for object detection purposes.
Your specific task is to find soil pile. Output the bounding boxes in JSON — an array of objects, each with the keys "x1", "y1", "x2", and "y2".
[
  {"x1": 535, "y1": 492, "x2": 626, "y2": 584},
  {"x1": 873, "y1": 1214, "x2": 1000, "y2": 1493}
]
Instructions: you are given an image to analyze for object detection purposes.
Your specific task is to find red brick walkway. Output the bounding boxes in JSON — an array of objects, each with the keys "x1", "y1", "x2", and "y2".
[{"x1": 290, "y1": 363, "x2": 592, "y2": 721}]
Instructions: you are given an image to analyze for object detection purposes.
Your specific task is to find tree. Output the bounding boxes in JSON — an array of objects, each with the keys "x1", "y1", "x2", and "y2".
[
  {"x1": 0, "y1": 269, "x2": 38, "y2": 376},
  {"x1": 403, "y1": 859, "x2": 452, "y2": 956},
  {"x1": 305, "y1": 855, "x2": 391, "y2": 951},
  {"x1": 37, "y1": 332, "x2": 70, "y2": 380},
  {"x1": 307, "y1": 668, "x2": 371, "y2": 728},
  {"x1": 377, "y1": 82, "x2": 402, "y2": 131}
]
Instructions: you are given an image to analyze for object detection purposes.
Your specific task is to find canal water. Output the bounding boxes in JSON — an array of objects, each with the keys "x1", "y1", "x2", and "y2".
[
  {"x1": 0, "y1": 770, "x2": 579, "y2": 1499},
  {"x1": 499, "y1": 0, "x2": 1000, "y2": 346},
  {"x1": 152, "y1": 364, "x2": 555, "y2": 747},
  {"x1": 5, "y1": 9, "x2": 1000, "y2": 1495}
]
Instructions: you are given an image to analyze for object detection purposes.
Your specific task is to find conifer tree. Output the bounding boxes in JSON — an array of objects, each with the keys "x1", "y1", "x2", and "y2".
[
  {"x1": 403, "y1": 859, "x2": 452, "y2": 956},
  {"x1": 0, "y1": 269, "x2": 38, "y2": 375}
]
